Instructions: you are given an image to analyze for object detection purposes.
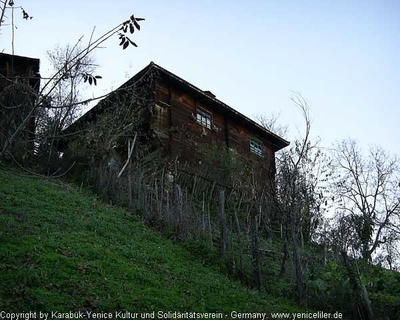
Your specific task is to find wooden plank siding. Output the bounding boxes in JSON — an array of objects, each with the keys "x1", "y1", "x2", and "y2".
[
  {"x1": 0, "y1": 53, "x2": 40, "y2": 91},
  {"x1": 154, "y1": 79, "x2": 227, "y2": 162},
  {"x1": 0, "y1": 53, "x2": 40, "y2": 156},
  {"x1": 63, "y1": 62, "x2": 288, "y2": 182},
  {"x1": 153, "y1": 76, "x2": 278, "y2": 177}
]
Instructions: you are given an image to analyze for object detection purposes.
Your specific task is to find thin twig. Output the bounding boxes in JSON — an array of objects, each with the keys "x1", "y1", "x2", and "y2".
[{"x1": 0, "y1": 1, "x2": 8, "y2": 30}]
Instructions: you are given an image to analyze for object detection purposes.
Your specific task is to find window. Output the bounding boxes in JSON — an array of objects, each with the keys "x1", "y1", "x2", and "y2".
[
  {"x1": 250, "y1": 138, "x2": 265, "y2": 157},
  {"x1": 196, "y1": 108, "x2": 212, "y2": 129}
]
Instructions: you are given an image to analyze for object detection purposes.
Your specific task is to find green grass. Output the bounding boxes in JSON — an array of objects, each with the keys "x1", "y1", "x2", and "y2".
[{"x1": 0, "y1": 169, "x2": 303, "y2": 314}]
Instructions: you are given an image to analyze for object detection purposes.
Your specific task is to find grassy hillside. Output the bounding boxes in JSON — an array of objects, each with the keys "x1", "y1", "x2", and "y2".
[{"x1": 0, "y1": 169, "x2": 303, "y2": 314}]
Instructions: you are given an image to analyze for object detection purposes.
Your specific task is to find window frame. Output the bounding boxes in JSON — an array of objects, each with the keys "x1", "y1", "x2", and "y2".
[
  {"x1": 250, "y1": 137, "x2": 265, "y2": 158},
  {"x1": 196, "y1": 107, "x2": 212, "y2": 129}
]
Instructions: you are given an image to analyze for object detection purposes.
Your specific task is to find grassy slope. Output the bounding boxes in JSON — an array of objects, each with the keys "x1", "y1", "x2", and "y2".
[{"x1": 0, "y1": 169, "x2": 303, "y2": 313}]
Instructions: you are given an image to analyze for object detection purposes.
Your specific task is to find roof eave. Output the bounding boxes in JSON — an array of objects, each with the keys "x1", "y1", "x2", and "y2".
[{"x1": 149, "y1": 62, "x2": 290, "y2": 150}]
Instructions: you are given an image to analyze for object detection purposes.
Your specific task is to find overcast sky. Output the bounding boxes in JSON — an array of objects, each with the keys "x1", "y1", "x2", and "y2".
[{"x1": 1, "y1": 0, "x2": 399, "y2": 155}]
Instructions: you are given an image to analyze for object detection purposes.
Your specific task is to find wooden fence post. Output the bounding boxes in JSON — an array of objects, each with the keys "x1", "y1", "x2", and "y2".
[
  {"x1": 138, "y1": 171, "x2": 145, "y2": 215},
  {"x1": 175, "y1": 184, "x2": 183, "y2": 224},
  {"x1": 251, "y1": 212, "x2": 261, "y2": 290},
  {"x1": 202, "y1": 192, "x2": 206, "y2": 231},
  {"x1": 234, "y1": 207, "x2": 244, "y2": 274},
  {"x1": 128, "y1": 163, "x2": 133, "y2": 209},
  {"x1": 219, "y1": 190, "x2": 226, "y2": 259},
  {"x1": 207, "y1": 182, "x2": 216, "y2": 247}
]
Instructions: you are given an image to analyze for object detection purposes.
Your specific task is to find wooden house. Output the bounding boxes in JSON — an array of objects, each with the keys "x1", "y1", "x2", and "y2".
[
  {"x1": 65, "y1": 62, "x2": 289, "y2": 184},
  {"x1": 0, "y1": 53, "x2": 40, "y2": 158},
  {"x1": 0, "y1": 53, "x2": 40, "y2": 91}
]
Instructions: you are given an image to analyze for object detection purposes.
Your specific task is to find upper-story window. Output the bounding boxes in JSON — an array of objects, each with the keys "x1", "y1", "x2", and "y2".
[
  {"x1": 196, "y1": 107, "x2": 212, "y2": 129},
  {"x1": 250, "y1": 137, "x2": 265, "y2": 157}
]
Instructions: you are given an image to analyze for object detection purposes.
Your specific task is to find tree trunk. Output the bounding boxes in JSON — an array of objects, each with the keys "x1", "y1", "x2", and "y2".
[
  {"x1": 292, "y1": 231, "x2": 306, "y2": 306},
  {"x1": 280, "y1": 225, "x2": 289, "y2": 277},
  {"x1": 341, "y1": 251, "x2": 374, "y2": 320}
]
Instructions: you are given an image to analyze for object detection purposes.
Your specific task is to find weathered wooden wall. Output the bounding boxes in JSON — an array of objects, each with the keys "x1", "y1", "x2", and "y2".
[
  {"x1": 152, "y1": 76, "x2": 276, "y2": 175},
  {"x1": 0, "y1": 54, "x2": 40, "y2": 159},
  {"x1": 0, "y1": 54, "x2": 40, "y2": 92}
]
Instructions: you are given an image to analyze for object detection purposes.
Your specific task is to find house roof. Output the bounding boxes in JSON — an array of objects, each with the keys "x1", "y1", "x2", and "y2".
[
  {"x1": 0, "y1": 53, "x2": 41, "y2": 93},
  {"x1": 144, "y1": 62, "x2": 289, "y2": 151},
  {"x1": 0, "y1": 52, "x2": 40, "y2": 75},
  {"x1": 70, "y1": 61, "x2": 290, "y2": 151}
]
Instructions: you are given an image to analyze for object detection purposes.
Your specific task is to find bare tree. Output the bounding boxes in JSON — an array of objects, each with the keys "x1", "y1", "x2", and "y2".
[
  {"x1": 34, "y1": 43, "x2": 97, "y2": 171},
  {"x1": 259, "y1": 93, "x2": 330, "y2": 305},
  {"x1": 0, "y1": 1, "x2": 7, "y2": 29},
  {"x1": 374, "y1": 228, "x2": 400, "y2": 271},
  {"x1": 0, "y1": 1, "x2": 32, "y2": 30},
  {"x1": 254, "y1": 111, "x2": 289, "y2": 139},
  {"x1": 0, "y1": 1, "x2": 32, "y2": 53},
  {"x1": 0, "y1": 13, "x2": 145, "y2": 170},
  {"x1": 330, "y1": 139, "x2": 400, "y2": 263}
]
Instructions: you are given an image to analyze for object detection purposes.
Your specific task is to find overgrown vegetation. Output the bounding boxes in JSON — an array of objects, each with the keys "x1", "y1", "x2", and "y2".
[
  {"x1": 58, "y1": 90, "x2": 400, "y2": 319},
  {"x1": 1, "y1": 2, "x2": 399, "y2": 318},
  {"x1": 0, "y1": 168, "x2": 304, "y2": 312}
]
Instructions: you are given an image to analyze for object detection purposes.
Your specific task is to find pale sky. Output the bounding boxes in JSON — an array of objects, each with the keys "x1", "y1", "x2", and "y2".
[{"x1": 1, "y1": 0, "x2": 399, "y2": 155}]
